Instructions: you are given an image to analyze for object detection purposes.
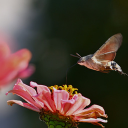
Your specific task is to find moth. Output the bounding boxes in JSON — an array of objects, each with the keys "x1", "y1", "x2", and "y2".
[{"x1": 71, "y1": 33, "x2": 127, "y2": 75}]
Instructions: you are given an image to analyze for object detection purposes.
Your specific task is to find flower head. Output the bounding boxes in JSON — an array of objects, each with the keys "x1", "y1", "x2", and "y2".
[
  {"x1": 6, "y1": 79, "x2": 107, "y2": 128},
  {"x1": 0, "y1": 39, "x2": 35, "y2": 87}
]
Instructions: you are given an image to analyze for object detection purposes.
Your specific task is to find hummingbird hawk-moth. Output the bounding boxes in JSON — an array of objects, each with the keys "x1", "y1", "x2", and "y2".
[{"x1": 71, "y1": 33, "x2": 127, "y2": 75}]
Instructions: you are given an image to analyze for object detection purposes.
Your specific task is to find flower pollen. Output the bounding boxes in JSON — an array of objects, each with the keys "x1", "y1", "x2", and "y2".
[{"x1": 49, "y1": 85, "x2": 78, "y2": 98}]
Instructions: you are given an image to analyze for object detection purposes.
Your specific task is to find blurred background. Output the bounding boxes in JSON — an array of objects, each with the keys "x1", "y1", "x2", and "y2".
[{"x1": 0, "y1": 0, "x2": 128, "y2": 128}]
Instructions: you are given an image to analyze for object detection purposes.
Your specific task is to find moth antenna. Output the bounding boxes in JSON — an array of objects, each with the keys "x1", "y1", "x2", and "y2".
[
  {"x1": 66, "y1": 63, "x2": 77, "y2": 84},
  {"x1": 70, "y1": 54, "x2": 80, "y2": 58},
  {"x1": 76, "y1": 53, "x2": 81, "y2": 58}
]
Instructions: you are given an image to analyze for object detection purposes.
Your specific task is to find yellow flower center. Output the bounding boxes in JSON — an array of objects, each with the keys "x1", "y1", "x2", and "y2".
[{"x1": 49, "y1": 85, "x2": 78, "y2": 98}]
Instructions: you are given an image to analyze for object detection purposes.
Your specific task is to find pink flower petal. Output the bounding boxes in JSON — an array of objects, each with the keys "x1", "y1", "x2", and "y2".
[
  {"x1": 10, "y1": 49, "x2": 32, "y2": 70},
  {"x1": 17, "y1": 65, "x2": 35, "y2": 78},
  {"x1": 0, "y1": 34, "x2": 35, "y2": 87},
  {"x1": 72, "y1": 96, "x2": 91, "y2": 115},
  {"x1": 78, "y1": 118, "x2": 107, "y2": 128},
  {"x1": 78, "y1": 118, "x2": 107, "y2": 123},
  {"x1": 75, "y1": 104, "x2": 106, "y2": 116},
  {"x1": 0, "y1": 45, "x2": 35, "y2": 87},
  {"x1": 35, "y1": 89, "x2": 56, "y2": 112},
  {"x1": 12, "y1": 79, "x2": 45, "y2": 108},
  {"x1": 1, "y1": 49, "x2": 31, "y2": 77},
  {"x1": 30, "y1": 82, "x2": 53, "y2": 111},
  {"x1": 65, "y1": 94, "x2": 90, "y2": 116},
  {"x1": 7, "y1": 100, "x2": 40, "y2": 112},
  {"x1": 61, "y1": 96, "x2": 77, "y2": 115},
  {"x1": 30, "y1": 81, "x2": 50, "y2": 94},
  {"x1": 6, "y1": 89, "x2": 42, "y2": 109},
  {"x1": 53, "y1": 88, "x2": 69, "y2": 112},
  {"x1": 0, "y1": 42, "x2": 10, "y2": 60},
  {"x1": 6, "y1": 79, "x2": 46, "y2": 111},
  {"x1": 13, "y1": 79, "x2": 37, "y2": 96}
]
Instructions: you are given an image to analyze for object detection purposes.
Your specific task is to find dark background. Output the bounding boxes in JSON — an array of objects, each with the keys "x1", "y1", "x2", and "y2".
[{"x1": 1, "y1": 0, "x2": 128, "y2": 128}]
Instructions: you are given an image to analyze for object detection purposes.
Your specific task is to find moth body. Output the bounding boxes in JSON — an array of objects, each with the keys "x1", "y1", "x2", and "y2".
[
  {"x1": 77, "y1": 54, "x2": 102, "y2": 71},
  {"x1": 71, "y1": 33, "x2": 127, "y2": 75}
]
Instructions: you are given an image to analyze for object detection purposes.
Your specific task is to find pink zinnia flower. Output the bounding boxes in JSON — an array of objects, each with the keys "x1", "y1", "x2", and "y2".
[
  {"x1": 6, "y1": 79, "x2": 107, "y2": 128},
  {"x1": 0, "y1": 40, "x2": 35, "y2": 87}
]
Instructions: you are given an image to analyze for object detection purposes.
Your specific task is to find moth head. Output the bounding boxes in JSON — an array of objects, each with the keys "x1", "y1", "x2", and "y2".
[
  {"x1": 70, "y1": 53, "x2": 92, "y2": 65},
  {"x1": 77, "y1": 54, "x2": 93, "y2": 65},
  {"x1": 77, "y1": 57, "x2": 86, "y2": 65},
  {"x1": 70, "y1": 53, "x2": 85, "y2": 65}
]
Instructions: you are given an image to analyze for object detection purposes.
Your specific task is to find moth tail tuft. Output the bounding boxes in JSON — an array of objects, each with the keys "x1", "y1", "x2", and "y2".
[{"x1": 118, "y1": 71, "x2": 128, "y2": 76}]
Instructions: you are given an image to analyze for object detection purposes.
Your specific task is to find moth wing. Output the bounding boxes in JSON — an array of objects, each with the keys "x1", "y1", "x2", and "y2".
[
  {"x1": 92, "y1": 52, "x2": 116, "y2": 68},
  {"x1": 94, "y1": 33, "x2": 122, "y2": 56},
  {"x1": 94, "y1": 51, "x2": 116, "y2": 61}
]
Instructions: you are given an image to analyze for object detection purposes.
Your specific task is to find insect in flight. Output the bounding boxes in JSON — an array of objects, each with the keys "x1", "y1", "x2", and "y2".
[{"x1": 71, "y1": 33, "x2": 127, "y2": 75}]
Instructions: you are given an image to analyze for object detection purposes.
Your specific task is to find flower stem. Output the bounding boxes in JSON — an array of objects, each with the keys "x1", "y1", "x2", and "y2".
[
  {"x1": 40, "y1": 110, "x2": 77, "y2": 128},
  {"x1": 46, "y1": 120, "x2": 73, "y2": 128}
]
